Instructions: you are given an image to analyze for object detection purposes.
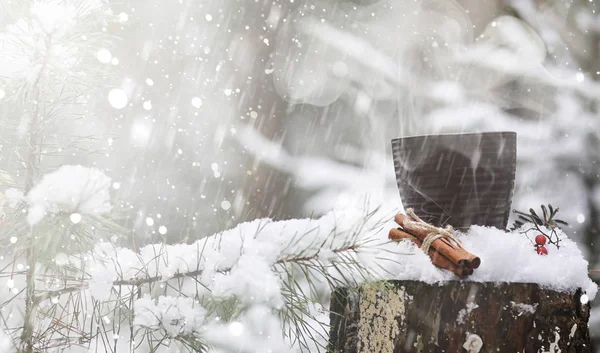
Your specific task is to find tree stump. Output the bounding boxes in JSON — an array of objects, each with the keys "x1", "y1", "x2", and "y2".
[{"x1": 328, "y1": 280, "x2": 591, "y2": 353}]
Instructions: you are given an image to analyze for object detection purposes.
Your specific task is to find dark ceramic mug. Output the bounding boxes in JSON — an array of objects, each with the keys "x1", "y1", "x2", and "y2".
[{"x1": 391, "y1": 132, "x2": 517, "y2": 230}]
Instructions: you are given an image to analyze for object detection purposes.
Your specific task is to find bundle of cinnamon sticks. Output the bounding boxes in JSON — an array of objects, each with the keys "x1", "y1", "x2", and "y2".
[{"x1": 389, "y1": 212, "x2": 480, "y2": 278}]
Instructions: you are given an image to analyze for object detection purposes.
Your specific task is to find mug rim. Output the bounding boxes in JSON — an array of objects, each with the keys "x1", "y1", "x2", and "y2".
[{"x1": 391, "y1": 131, "x2": 516, "y2": 144}]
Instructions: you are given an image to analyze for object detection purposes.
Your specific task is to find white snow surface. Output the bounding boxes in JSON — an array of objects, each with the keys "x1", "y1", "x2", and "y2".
[
  {"x1": 79, "y1": 201, "x2": 597, "y2": 303},
  {"x1": 0, "y1": 328, "x2": 15, "y2": 353},
  {"x1": 26, "y1": 165, "x2": 113, "y2": 225},
  {"x1": 510, "y1": 301, "x2": 538, "y2": 316},
  {"x1": 80, "y1": 203, "x2": 396, "y2": 302},
  {"x1": 388, "y1": 222, "x2": 597, "y2": 300},
  {"x1": 50, "y1": 200, "x2": 597, "y2": 352},
  {"x1": 134, "y1": 294, "x2": 206, "y2": 337},
  {"x1": 203, "y1": 306, "x2": 298, "y2": 353}
]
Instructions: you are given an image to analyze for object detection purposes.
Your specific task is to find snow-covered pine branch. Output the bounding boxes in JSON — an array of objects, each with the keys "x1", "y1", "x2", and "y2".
[
  {"x1": 25, "y1": 165, "x2": 113, "y2": 226},
  {"x1": 0, "y1": 2, "x2": 118, "y2": 350},
  {"x1": 0, "y1": 163, "x2": 596, "y2": 352},
  {"x1": 35, "y1": 202, "x2": 397, "y2": 352},
  {"x1": 0, "y1": 0, "x2": 116, "y2": 103},
  {"x1": 0, "y1": 162, "x2": 402, "y2": 352}
]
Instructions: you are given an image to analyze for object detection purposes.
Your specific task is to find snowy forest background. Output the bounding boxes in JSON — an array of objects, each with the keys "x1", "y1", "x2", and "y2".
[{"x1": 0, "y1": 0, "x2": 599, "y2": 352}]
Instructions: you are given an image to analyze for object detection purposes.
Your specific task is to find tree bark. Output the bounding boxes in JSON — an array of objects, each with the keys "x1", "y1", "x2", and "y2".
[{"x1": 329, "y1": 280, "x2": 591, "y2": 353}]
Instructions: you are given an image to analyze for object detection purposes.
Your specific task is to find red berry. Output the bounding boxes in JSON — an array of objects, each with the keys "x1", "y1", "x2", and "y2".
[
  {"x1": 535, "y1": 235, "x2": 547, "y2": 246},
  {"x1": 537, "y1": 246, "x2": 548, "y2": 256}
]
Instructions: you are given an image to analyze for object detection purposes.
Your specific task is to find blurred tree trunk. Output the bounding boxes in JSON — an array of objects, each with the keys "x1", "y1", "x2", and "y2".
[{"x1": 238, "y1": 0, "x2": 300, "y2": 221}]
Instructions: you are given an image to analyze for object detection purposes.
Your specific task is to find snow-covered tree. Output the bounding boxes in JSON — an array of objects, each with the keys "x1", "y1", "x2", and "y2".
[{"x1": 0, "y1": 4, "x2": 403, "y2": 353}]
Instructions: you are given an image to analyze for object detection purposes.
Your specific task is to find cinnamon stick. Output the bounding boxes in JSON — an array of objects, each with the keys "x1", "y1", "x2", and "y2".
[
  {"x1": 389, "y1": 228, "x2": 473, "y2": 278},
  {"x1": 394, "y1": 214, "x2": 481, "y2": 269}
]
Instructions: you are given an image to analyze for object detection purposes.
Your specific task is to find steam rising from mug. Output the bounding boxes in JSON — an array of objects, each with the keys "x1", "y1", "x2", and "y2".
[{"x1": 271, "y1": 0, "x2": 547, "y2": 109}]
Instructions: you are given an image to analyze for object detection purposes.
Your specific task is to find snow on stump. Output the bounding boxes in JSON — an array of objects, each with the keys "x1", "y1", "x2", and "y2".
[{"x1": 328, "y1": 280, "x2": 591, "y2": 353}]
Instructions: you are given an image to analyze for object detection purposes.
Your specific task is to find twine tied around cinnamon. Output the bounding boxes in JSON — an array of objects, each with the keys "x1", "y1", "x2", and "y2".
[{"x1": 404, "y1": 208, "x2": 463, "y2": 254}]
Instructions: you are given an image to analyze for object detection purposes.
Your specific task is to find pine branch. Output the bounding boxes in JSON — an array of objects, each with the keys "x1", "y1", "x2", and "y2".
[
  {"x1": 20, "y1": 70, "x2": 46, "y2": 353},
  {"x1": 276, "y1": 244, "x2": 359, "y2": 264},
  {"x1": 33, "y1": 244, "x2": 362, "y2": 303},
  {"x1": 512, "y1": 204, "x2": 568, "y2": 250}
]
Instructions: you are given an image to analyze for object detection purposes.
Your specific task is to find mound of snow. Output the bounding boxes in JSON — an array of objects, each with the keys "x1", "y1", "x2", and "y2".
[{"x1": 386, "y1": 222, "x2": 598, "y2": 300}]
